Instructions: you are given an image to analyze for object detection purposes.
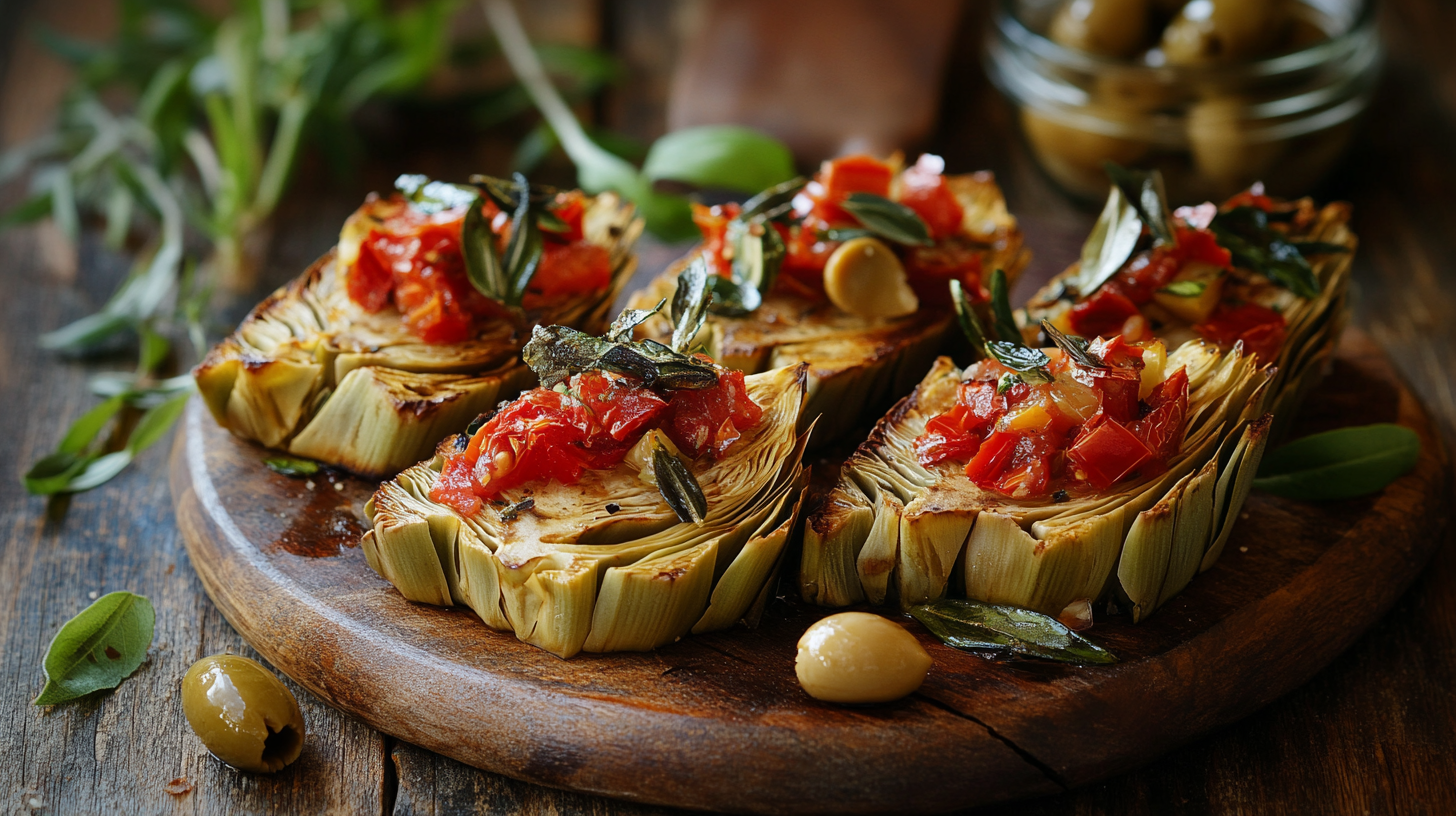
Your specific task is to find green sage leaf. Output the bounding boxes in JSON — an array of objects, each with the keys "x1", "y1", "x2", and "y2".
[
  {"x1": 462, "y1": 193, "x2": 508, "y2": 302},
  {"x1": 840, "y1": 192, "x2": 932, "y2": 247},
  {"x1": 910, "y1": 598, "x2": 1117, "y2": 665},
  {"x1": 738, "y1": 176, "x2": 807, "y2": 222},
  {"x1": 1074, "y1": 183, "x2": 1143, "y2": 298},
  {"x1": 986, "y1": 341, "x2": 1052, "y2": 383},
  {"x1": 1042, "y1": 321, "x2": 1106, "y2": 369},
  {"x1": 706, "y1": 274, "x2": 762, "y2": 316},
  {"x1": 1104, "y1": 162, "x2": 1173, "y2": 246},
  {"x1": 502, "y1": 172, "x2": 543, "y2": 305},
  {"x1": 607, "y1": 298, "x2": 665, "y2": 344},
  {"x1": 670, "y1": 258, "x2": 712, "y2": 354},
  {"x1": 1209, "y1": 206, "x2": 1321, "y2": 299},
  {"x1": 950, "y1": 279, "x2": 989, "y2": 358},
  {"x1": 265, "y1": 457, "x2": 320, "y2": 477},
  {"x1": 34, "y1": 591, "x2": 155, "y2": 706},
  {"x1": 988, "y1": 269, "x2": 1020, "y2": 344},
  {"x1": 1253, "y1": 423, "x2": 1420, "y2": 500},
  {"x1": 499, "y1": 496, "x2": 535, "y2": 521},
  {"x1": 653, "y1": 441, "x2": 707, "y2": 524}
]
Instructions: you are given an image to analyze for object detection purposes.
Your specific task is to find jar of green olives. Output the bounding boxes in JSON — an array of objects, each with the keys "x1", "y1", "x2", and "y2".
[{"x1": 985, "y1": 0, "x2": 1381, "y2": 201}]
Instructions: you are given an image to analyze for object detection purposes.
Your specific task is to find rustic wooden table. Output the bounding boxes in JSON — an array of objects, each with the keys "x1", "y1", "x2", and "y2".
[{"x1": 3, "y1": 1, "x2": 1454, "y2": 814}]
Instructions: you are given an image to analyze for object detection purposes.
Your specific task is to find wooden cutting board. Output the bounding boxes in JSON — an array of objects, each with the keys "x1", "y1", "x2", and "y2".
[{"x1": 169, "y1": 331, "x2": 1449, "y2": 815}]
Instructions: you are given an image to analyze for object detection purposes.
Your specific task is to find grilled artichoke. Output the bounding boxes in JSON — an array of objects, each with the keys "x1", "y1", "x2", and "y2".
[
  {"x1": 626, "y1": 172, "x2": 1029, "y2": 444},
  {"x1": 806, "y1": 186, "x2": 1356, "y2": 623},
  {"x1": 195, "y1": 190, "x2": 642, "y2": 477},
  {"x1": 362, "y1": 364, "x2": 811, "y2": 658}
]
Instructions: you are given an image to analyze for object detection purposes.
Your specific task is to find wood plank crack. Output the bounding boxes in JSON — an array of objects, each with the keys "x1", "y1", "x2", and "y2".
[{"x1": 912, "y1": 692, "x2": 1071, "y2": 792}]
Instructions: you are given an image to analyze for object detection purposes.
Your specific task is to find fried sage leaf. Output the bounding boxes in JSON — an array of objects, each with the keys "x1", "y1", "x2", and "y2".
[
  {"x1": 1253, "y1": 423, "x2": 1419, "y2": 500},
  {"x1": 1074, "y1": 182, "x2": 1143, "y2": 298},
  {"x1": 395, "y1": 174, "x2": 476, "y2": 215},
  {"x1": 1042, "y1": 320, "x2": 1107, "y2": 369},
  {"x1": 523, "y1": 325, "x2": 718, "y2": 391},
  {"x1": 840, "y1": 192, "x2": 932, "y2": 247},
  {"x1": 461, "y1": 172, "x2": 545, "y2": 307},
  {"x1": 988, "y1": 269, "x2": 1020, "y2": 344},
  {"x1": 1209, "y1": 206, "x2": 1321, "y2": 299},
  {"x1": 501, "y1": 172, "x2": 544, "y2": 304},
  {"x1": 462, "y1": 193, "x2": 507, "y2": 302},
  {"x1": 1104, "y1": 162, "x2": 1173, "y2": 247},
  {"x1": 653, "y1": 441, "x2": 707, "y2": 524},
  {"x1": 264, "y1": 457, "x2": 319, "y2": 477},
  {"x1": 34, "y1": 591, "x2": 156, "y2": 706},
  {"x1": 707, "y1": 274, "x2": 762, "y2": 316},
  {"x1": 910, "y1": 599, "x2": 1117, "y2": 665},
  {"x1": 607, "y1": 299, "x2": 666, "y2": 344},
  {"x1": 671, "y1": 257, "x2": 713, "y2": 352}
]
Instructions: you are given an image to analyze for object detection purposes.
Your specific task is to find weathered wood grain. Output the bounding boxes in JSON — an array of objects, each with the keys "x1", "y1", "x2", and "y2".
[{"x1": 5, "y1": 0, "x2": 1456, "y2": 813}]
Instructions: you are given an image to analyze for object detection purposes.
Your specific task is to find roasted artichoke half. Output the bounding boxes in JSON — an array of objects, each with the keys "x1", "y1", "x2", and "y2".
[
  {"x1": 362, "y1": 364, "x2": 811, "y2": 658},
  {"x1": 626, "y1": 173, "x2": 1029, "y2": 444},
  {"x1": 804, "y1": 342, "x2": 1271, "y2": 621},
  {"x1": 805, "y1": 194, "x2": 1357, "y2": 623},
  {"x1": 194, "y1": 192, "x2": 642, "y2": 477}
]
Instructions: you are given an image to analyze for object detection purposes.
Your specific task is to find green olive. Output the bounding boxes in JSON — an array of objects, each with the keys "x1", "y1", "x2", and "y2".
[
  {"x1": 1161, "y1": 0, "x2": 1288, "y2": 65},
  {"x1": 1049, "y1": 0, "x2": 1152, "y2": 59},
  {"x1": 182, "y1": 654, "x2": 305, "y2": 773},
  {"x1": 1187, "y1": 96, "x2": 1283, "y2": 192}
]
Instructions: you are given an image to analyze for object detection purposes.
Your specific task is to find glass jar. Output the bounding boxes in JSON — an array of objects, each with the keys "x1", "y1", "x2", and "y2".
[{"x1": 984, "y1": 0, "x2": 1382, "y2": 202}]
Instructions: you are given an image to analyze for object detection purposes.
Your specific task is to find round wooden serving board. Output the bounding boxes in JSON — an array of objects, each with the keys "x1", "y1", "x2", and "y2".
[{"x1": 170, "y1": 332, "x2": 1449, "y2": 815}]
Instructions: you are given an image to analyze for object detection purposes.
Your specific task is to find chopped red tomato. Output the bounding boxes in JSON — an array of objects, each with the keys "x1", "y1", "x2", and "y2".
[
  {"x1": 348, "y1": 239, "x2": 395, "y2": 313},
  {"x1": 898, "y1": 155, "x2": 964, "y2": 240},
  {"x1": 662, "y1": 369, "x2": 762, "y2": 458},
  {"x1": 573, "y1": 370, "x2": 667, "y2": 442},
  {"x1": 809, "y1": 154, "x2": 893, "y2": 224},
  {"x1": 1067, "y1": 417, "x2": 1153, "y2": 490},
  {"x1": 545, "y1": 190, "x2": 589, "y2": 243},
  {"x1": 913, "y1": 334, "x2": 1183, "y2": 499},
  {"x1": 1102, "y1": 227, "x2": 1232, "y2": 306},
  {"x1": 526, "y1": 242, "x2": 611, "y2": 307},
  {"x1": 431, "y1": 454, "x2": 484, "y2": 517},
  {"x1": 1194, "y1": 302, "x2": 1286, "y2": 362},
  {"x1": 1070, "y1": 288, "x2": 1142, "y2": 338},
  {"x1": 966, "y1": 431, "x2": 1019, "y2": 486},
  {"x1": 692, "y1": 202, "x2": 741, "y2": 278},
  {"x1": 1133, "y1": 367, "x2": 1188, "y2": 462}
]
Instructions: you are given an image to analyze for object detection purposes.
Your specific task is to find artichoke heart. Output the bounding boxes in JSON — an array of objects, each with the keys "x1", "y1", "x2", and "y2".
[
  {"x1": 625, "y1": 173, "x2": 1029, "y2": 445},
  {"x1": 803, "y1": 340, "x2": 1274, "y2": 619},
  {"x1": 194, "y1": 191, "x2": 643, "y2": 477},
  {"x1": 364, "y1": 365, "x2": 811, "y2": 658}
]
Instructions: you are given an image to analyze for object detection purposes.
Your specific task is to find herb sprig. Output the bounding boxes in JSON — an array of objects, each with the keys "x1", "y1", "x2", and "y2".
[{"x1": 950, "y1": 271, "x2": 1051, "y2": 385}]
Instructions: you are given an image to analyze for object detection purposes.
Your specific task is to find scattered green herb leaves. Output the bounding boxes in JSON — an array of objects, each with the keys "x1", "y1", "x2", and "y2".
[
  {"x1": 910, "y1": 598, "x2": 1117, "y2": 665},
  {"x1": 24, "y1": 387, "x2": 192, "y2": 495},
  {"x1": 985, "y1": 341, "x2": 1053, "y2": 384},
  {"x1": 950, "y1": 279, "x2": 989, "y2": 357},
  {"x1": 988, "y1": 269, "x2": 1021, "y2": 345},
  {"x1": 653, "y1": 441, "x2": 708, "y2": 524},
  {"x1": 1209, "y1": 206, "x2": 1322, "y2": 299},
  {"x1": 34, "y1": 591, "x2": 155, "y2": 706},
  {"x1": 264, "y1": 457, "x2": 319, "y2": 478},
  {"x1": 839, "y1": 192, "x2": 932, "y2": 247},
  {"x1": 1252, "y1": 423, "x2": 1420, "y2": 500}
]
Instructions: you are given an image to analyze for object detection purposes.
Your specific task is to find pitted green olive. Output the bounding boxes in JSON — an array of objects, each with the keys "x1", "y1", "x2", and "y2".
[
  {"x1": 182, "y1": 654, "x2": 305, "y2": 773},
  {"x1": 1050, "y1": 0, "x2": 1152, "y2": 59},
  {"x1": 1161, "y1": 0, "x2": 1287, "y2": 64}
]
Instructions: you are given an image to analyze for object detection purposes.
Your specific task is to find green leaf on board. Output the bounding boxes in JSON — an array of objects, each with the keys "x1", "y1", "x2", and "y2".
[
  {"x1": 910, "y1": 598, "x2": 1117, "y2": 665},
  {"x1": 1253, "y1": 423, "x2": 1420, "y2": 500},
  {"x1": 34, "y1": 591, "x2": 155, "y2": 706}
]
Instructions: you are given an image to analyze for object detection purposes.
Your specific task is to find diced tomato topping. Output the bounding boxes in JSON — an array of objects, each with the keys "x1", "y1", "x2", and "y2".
[
  {"x1": 913, "y1": 333, "x2": 1184, "y2": 499},
  {"x1": 429, "y1": 366, "x2": 762, "y2": 514},
  {"x1": 809, "y1": 154, "x2": 893, "y2": 224},
  {"x1": 1070, "y1": 288, "x2": 1142, "y2": 339},
  {"x1": 966, "y1": 431, "x2": 1019, "y2": 486},
  {"x1": 526, "y1": 242, "x2": 611, "y2": 307},
  {"x1": 1067, "y1": 417, "x2": 1154, "y2": 490},
  {"x1": 691, "y1": 202, "x2": 741, "y2": 278},
  {"x1": 661, "y1": 369, "x2": 762, "y2": 458},
  {"x1": 1194, "y1": 302, "x2": 1287, "y2": 362},
  {"x1": 346, "y1": 192, "x2": 609, "y2": 344},
  {"x1": 1222, "y1": 184, "x2": 1275, "y2": 212},
  {"x1": 1133, "y1": 367, "x2": 1188, "y2": 463},
  {"x1": 898, "y1": 155, "x2": 964, "y2": 240}
]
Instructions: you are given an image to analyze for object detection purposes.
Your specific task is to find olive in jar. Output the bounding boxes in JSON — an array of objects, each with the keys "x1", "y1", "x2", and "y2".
[
  {"x1": 182, "y1": 654, "x2": 305, "y2": 773},
  {"x1": 796, "y1": 612, "x2": 933, "y2": 704}
]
